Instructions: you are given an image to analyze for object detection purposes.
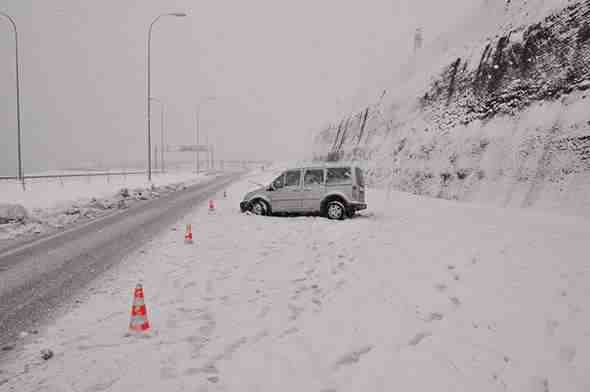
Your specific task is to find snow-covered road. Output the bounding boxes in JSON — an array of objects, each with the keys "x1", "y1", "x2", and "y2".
[{"x1": 2, "y1": 172, "x2": 589, "y2": 391}]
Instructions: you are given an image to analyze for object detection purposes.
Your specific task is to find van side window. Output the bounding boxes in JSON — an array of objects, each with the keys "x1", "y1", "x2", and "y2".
[
  {"x1": 326, "y1": 167, "x2": 352, "y2": 185},
  {"x1": 272, "y1": 174, "x2": 285, "y2": 189},
  {"x1": 284, "y1": 170, "x2": 301, "y2": 188},
  {"x1": 304, "y1": 169, "x2": 324, "y2": 186}
]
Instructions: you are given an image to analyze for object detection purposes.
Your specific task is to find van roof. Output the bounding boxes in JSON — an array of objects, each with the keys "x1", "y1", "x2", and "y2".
[{"x1": 288, "y1": 162, "x2": 361, "y2": 171}]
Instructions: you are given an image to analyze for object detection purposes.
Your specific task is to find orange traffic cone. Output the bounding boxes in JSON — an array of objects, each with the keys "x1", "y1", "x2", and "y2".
[
  {"x1": 129, "y1": 284, "x2": 150, "y2": 332},
  {"x1": 184, "y1": 224, "x2": 193, "y2": 244},
  {"x1": 208, "y1": 199, "x2": 215, "y2": 213}
]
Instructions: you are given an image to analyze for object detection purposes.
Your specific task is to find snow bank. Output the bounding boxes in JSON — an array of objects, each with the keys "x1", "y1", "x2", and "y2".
[
  {"x1": 0, "y1": 170, "x2": 218, "y2": 241},
  {"x1": 0, "y1": 204, "x2": 27, "y2": 224},
  {"x1": 2, "y1": 173, "x2": 589, "y2": 391},
  {"x1": 0, "y1": 170, "x2": 211, "y2": 211}
]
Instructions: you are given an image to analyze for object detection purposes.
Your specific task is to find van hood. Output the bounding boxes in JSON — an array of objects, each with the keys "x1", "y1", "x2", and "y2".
[{"x1": 243, "y1": 186, "x2": 266, "y2": 201}]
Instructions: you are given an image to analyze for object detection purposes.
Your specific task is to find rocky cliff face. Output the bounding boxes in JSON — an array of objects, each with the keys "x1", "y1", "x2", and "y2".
[
  {"x1": 313, "y1": 0, "x2": 590, "y2": 217},
  {"x1": 420, "y1": 0, "x2": 590, "y2": 126}
]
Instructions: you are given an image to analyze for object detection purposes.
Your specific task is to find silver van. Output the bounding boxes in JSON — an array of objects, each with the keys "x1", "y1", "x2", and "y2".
[{"x1": 240, "y1": 164, "x2": 367, "y2": 220}]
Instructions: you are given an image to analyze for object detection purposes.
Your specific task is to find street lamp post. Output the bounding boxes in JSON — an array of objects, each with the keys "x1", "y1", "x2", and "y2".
[
  {"x1": 210, "y1": 144, "x2": 214, "y2": 170},
  {"x1": 147, "y1": 12, "x2": 186, "y2": 182},
  {"x1": 149, "y1": 97, "x2": 165, "y2": 173},
  {"x1": 194, "y1": 97, "x2": 215, "y2": 173},
  {"x1": 1, "y1": 12, "x2": 23, "y2": 189}
]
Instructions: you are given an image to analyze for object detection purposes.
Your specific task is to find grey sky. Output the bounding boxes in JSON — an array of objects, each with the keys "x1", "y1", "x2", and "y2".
[{"x1": 0, "y1": 0, "x2": 478, "y2": 175}]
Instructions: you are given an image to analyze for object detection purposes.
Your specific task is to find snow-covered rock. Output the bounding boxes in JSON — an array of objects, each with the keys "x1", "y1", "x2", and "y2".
[
  {"x1": 40, "y1": 349, "x2": 53, "y2": 361},
  {"x1": 89, "y1": 198, "x2": 114, "y2": 210},
  {"x1": 0, "y1": 203, "x2": 28, "y2": 224},
  {"x1": 118, "y1": 188, "x2": 130, "y2": 198}
]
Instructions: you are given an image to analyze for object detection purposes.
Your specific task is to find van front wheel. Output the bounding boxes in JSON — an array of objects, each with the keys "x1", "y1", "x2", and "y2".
[
  {"x1": 250, "y1": 200, "x2": 268, "y2": 216},
  {"x1": 326, "y1": 201, "x2": 346, "y2": 220}
]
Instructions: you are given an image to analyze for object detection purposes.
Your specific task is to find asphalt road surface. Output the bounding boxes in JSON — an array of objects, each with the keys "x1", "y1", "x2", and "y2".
[{"x1": 0, "y1": 173, "x2": 241, "y2": 355}]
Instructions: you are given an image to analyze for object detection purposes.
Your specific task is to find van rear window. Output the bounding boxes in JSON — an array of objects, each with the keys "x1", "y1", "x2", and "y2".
[
  {"x1": 326, "y1": 167, "x2": 352, "y2": 185},
  {"x1": 355, "y1": 167, "x2": 365, "y2": 186}
]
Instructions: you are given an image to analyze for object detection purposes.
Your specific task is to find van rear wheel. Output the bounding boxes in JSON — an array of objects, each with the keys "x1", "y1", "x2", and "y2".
[{"x1": 326, "y1": 201, "x2": 346, "y2": 220}]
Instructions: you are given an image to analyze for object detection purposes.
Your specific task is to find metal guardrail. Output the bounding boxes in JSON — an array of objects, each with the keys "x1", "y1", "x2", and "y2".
[
  {"x1": 0, "y1": 170, "x2": 153, "y2": 181},
  {"x1": 0, "y1": 160, "x2": 272, "y2": 182}
]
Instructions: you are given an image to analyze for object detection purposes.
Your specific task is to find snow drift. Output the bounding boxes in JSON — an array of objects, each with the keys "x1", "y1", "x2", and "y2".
[{"x1": 2, "y1": 171, "x2": 590, "y2": 391}]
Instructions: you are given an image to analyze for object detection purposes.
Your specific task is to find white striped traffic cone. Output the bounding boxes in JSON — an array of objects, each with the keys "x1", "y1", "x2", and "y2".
[{"x1": 129, "y1": 284, "x2": 150, "y2": 332}]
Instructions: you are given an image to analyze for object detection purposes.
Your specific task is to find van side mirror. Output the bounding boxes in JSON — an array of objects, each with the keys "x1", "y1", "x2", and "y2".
[{"x1": 267, "y1": 185, "x2": 274, "y2": 191}]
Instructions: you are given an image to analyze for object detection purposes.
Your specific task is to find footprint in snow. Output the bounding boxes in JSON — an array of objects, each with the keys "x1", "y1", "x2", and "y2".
[
  {"x1": 333, "y1": 345, "x2": 373, "y2": 370},
  {"x1": 213, "y1": 337, "x2": 248, "y2": 362},
  {"x1": 252, "y1": 330, "x2": 269, "y2": 343},
  {"x1": 331, "y1": 262, "x2": 346, "y2": 274},
  {"x1": 408, "y1": 332, "x2": 431, "y2": 346},
  {"x1": 545, "y1": 320, "x2": 560, "y2": 336},
  {"x1": 160, "y1": 367, "x2": 178, "y2": 380},
  {"x1": 288, "y1": 303, "x2": 304, "y2": 320},
  {"x1": 558, "y1": 345, "x2": 576, "y2": 364},
  {"x1": 257, "y1": 306, "x2": 270, "y2": 319},
  {"x1": 184, "y1": 363, "x2": 218, "y2": 376},
  {"x1": 421, "y1": 312, "x2": 444, "y2": 322},
  {"x1": 280, "y1": 327, "x2": 299, "y2": 338},
  {"x1": 529, "y1": 376, "x2": 550, "y2": 392}
]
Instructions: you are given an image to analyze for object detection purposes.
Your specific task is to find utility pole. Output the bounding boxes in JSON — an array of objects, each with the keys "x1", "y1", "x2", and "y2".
[
  {"x1": 414, "y1": 27, "x2": 423, "y2": 53},
  {"x1": 195, "y1": 105, "x2": 200, "y2": 173},
  {"x1": 194, "y1": 97, "x2": 215, "y2": 173},
  {"x1": 146, "y1": 12, "x2": 187, "y2": 182},
  {"x1": 0, "y1": 12, "x2": 24, "y2": 190},
  {"x1": 210, "y1": 144, "x2": 214, "y2": 170}
]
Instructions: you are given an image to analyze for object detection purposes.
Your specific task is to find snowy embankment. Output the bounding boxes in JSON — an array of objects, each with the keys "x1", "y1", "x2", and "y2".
[
  {"x1": 312, "y1": 0, "x2": 590, "y2": 217},
  {"x1": 2, "y1": 172, "x2": 589, "y2": 391},
  {"x1": 0, "y1": 170, "x2": 219, "y2": 241}
]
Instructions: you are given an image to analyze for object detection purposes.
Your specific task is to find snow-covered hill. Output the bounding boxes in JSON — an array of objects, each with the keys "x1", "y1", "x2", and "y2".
[{"x1": 312, "y1": 0, "x2": 590, "y2": 218}]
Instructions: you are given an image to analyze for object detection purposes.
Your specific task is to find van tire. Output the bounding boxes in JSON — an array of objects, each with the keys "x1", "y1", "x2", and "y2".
[
  {"x1": 326, "y1": 201, "x2": 346, "y2": 220},
  {"x1": 250, "y1": 200, "x2": 268, "y2": 216}
]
